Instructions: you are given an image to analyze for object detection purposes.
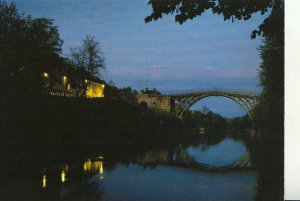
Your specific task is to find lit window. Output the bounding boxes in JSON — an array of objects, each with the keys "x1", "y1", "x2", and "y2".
[{"x1": 62, "y1": 76, "x2": 67, "y2": 85}]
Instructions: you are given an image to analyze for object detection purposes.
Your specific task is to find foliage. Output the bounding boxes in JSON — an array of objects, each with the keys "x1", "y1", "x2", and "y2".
[
  {"x1": 199, "y1": 105, "x2": 210, "y2": 114},
  {"x1": 145, "y1": 0, "x2": 283, "y2": 39},
  {"x1": 227, "y1": 114, "x2": 251, "y2": 130},
  {"x1": 182, "y1": 110, "x2": 227, "y2": 132},
  {"x1": 105, "y1": 85, "x2": 138, "y2": 105},
  {"x1": 118, "y1": 86, "x2": 138, "y2": 105},
  {"x1": 256, "y1": 36, "x2": 284, "y2": 137},
  {"x1": 0, "y1": 1, "x2": 63, "y2": 95}
]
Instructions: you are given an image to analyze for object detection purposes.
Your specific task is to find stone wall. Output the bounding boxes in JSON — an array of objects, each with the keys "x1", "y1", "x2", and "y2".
[{"x1": 136, "y1": 93, "x2": 175, "y2": 112}]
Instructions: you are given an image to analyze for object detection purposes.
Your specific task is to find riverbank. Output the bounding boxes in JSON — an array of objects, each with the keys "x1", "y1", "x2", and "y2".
[{"x1": 1, "y1": 95, "x2": 188, "y2": 175}]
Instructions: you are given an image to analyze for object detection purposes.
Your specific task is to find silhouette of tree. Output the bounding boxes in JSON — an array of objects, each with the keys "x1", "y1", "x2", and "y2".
[
  {"x1": 199, "y1": 106, "x2": 210, "y2": 114},
  {"x1": 0, "y1": 1, "x2": 63, "y2": 95},
  {"x1": 108, "y1": 80, "x2": 116, "y2": 87},
  {"x1": 69, "y1": 35, "x2": 106, "y2": 97},
  {"x1": 145, "y1": 0, "x2": 283, "y2": 39},
  {"x1": 69, "y1": 35, "x2": 105, "y2": 79}
]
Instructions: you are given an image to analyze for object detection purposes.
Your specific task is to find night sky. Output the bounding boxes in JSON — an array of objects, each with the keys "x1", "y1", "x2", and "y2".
[{"x1": 14, "y1": 0, "x2": 266, "y2": 117}]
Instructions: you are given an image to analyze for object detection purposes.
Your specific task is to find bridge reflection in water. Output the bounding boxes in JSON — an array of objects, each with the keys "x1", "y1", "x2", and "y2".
[
  {"x1": 35, "y1": 136, "x2": 257, "y2": 201},
  {"x1": 136, "y1": 138, "x2": 252, "y2": 171},
  {"x1": 41, "y1": 138, "x2": 252, "y2": 189}
]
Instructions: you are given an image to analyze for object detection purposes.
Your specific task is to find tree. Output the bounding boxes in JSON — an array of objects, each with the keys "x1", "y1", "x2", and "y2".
[
  {"x1": 69, "y1": 35, "x2": 105, "y2": 97},
  {"x1": 69, "y1": 35, "x2": 105, "y2": 79},
  {"x1": 199, "y1": 106, "x2": 210, "y2": 114},
  {"x1": 108, "y1": 80, "x2": 116, "y2": 87},
  {"x1": 145, "y1": 0, "x2": 283, "y2": 39},
  {"x1": 0, "y1": 1, "x2": 63, "y2": 95}
]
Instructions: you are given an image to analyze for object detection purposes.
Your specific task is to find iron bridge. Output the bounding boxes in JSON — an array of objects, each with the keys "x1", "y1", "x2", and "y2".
[{"x1": 163, "y1": 88, "x2": 261, "y2": 120}]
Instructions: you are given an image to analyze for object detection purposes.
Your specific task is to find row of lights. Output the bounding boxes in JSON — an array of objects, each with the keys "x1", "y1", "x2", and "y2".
[
  {"x1": 42, "y1": 157, "x2": 104, "y2": 189},
  {"x1": 43, "y1": 72, "x2": 67, "y2": 81},
  {"x1": 43, "y1": 72, "x2": 89, "y2": 84},
  {"x1": 42, "y1": 165, "x2": 68, "y2": 189}
]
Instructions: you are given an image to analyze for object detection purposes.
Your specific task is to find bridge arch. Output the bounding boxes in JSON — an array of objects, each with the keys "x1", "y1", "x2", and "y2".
[{"x1": 173, "y1": 92, "x2": 259, "y2": 120}]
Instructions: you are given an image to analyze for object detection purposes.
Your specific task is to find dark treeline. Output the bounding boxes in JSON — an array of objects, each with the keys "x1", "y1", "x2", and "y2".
[
  {"x1": 227, "y1": 115, "x2": 252, "y2": 130},
  {"x1": 1, "y1": 95, "x2": 185, "y2": 176},
  {"x1": 183, "y1": 109, "x2": 251, "y2": 132},
  {"x1": 183, "y1": 110, "x2": 226, "y2": 132}
]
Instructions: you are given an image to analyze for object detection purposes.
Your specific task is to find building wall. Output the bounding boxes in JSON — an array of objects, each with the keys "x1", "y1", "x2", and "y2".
[{"x1": 136, "y1": 93, "x2": 174, "y2": 112}]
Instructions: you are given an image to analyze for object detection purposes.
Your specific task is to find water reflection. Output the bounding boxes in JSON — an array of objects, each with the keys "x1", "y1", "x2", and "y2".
[
  {"x1": 7, "y1": 134, "x2": 259, "y2": 201},
  {"x1": 186, "y1": 138, "x2": 247, "y2": 168},
  {"x1": 42, "y1": 174, "x2": 47, "y2": 189},
  {"x1": 83, "y1": 157, "x2": 104, "y2": 174},
  {"x1": 61, "y1": 170, "x2": 66, "y2": 183}
]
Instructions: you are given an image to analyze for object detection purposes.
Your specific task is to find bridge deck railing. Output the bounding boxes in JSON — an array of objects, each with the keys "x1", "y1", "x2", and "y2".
[{"x1": 162, "y1": 87, "x2": 261, "y2": 97}]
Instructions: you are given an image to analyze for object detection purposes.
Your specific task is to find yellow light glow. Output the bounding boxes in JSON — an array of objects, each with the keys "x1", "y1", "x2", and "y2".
[
  {"x1": 84, "y1": 159, "x2": 92, "y2": 171},
  {"x1": 99, "y1": 161, "x2": 103, "y2": 174},
  {"x1": 83, "y1": 159, "x2": 104, "y2": 174},
  {"x1": 62, "y1": 75, "x2": 67, "y2": 85},
  {"x1": 85, "y1": 79, "x2": 88, "y2": 83},
  {"x1": 42, "y1": 175, "x2": 47, "y2": 188},
  {"x1": 61, "y1": 170, "x2": 66, "y2": 183},
  {"x1": 67, "y1": 84, "x2": 71, "y2": 91},
  {"x1": 43, "y1": 72, "x2": 48, "y2": 78},
  {"x1": 85, "y1": 81, "x2": 105, "y2": 98}
]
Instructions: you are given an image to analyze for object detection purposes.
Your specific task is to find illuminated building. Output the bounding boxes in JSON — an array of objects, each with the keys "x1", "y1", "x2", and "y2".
[
  {"x1": 85, "y1": 81, "x2": 105, "y2": 98},
  {"x1": 41, "y1": 72, "x2": 105, "y2": 98}
]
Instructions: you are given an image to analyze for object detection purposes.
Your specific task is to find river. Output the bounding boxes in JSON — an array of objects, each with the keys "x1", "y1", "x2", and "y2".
[{"x1": 1, "y1": 131, "x2": 260, "y2": 201}]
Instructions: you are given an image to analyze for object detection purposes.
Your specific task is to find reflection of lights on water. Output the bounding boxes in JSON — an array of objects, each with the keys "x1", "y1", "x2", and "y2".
[
  {"x1": 61, "y1": 165, "x2": 68, "y2": 183},
  {"x1": 99, "y1": 162, "x2": 103, "y2": 174},
  {"x1": 61, "y1": 170, "x2": 66, "y2": 183},
  {"x1": 83, "y1": 157, "x2": 104, "y2": 179},
  {"x1": 84, "y1": 159, "x2": 92, "y2": 171},
  {"x1": 42, "y1": 175, "x2": 47, "y2": 188}
]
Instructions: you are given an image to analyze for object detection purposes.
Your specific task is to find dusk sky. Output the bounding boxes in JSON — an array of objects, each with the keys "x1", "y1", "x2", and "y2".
[{"x1": 14, "y1": 0, "x2": 267, "y2": 117}]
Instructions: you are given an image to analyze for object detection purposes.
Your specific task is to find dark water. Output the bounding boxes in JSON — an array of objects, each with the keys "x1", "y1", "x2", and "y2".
[{"x1": 1, "y1": 133, "x2": 258, "y2": 201}]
